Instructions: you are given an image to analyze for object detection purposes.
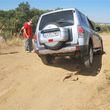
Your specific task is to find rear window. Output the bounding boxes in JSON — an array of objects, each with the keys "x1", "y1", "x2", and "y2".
[{"x1": 39, "y1": 10, "x2": 74, "y2": 30}]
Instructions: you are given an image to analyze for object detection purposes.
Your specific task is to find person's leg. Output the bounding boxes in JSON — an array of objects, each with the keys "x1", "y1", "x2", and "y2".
[
  {"x1": 28, "y1": 38, "x2": 33, "y2": 52},
  {"x1": 24, "y1": 38, "x2": 29, "y2": 51}
]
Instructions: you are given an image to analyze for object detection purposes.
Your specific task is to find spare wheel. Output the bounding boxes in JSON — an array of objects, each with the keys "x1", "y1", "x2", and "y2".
[{"x1": 41, "y1": 23, "x2": 68, "y2": 50}]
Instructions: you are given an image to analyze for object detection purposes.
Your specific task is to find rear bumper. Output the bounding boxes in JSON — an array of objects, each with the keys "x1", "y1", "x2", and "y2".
[{"x1": 36, "y1": 45, "x2": 82, "y2": 56}]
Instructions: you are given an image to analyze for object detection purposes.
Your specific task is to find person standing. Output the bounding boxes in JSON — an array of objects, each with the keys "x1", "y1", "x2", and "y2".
[{"x1": 21, "y1": 19, "x2": 33, "y2": 52}]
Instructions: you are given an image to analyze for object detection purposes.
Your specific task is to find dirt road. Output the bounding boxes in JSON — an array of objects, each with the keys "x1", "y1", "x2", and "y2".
[{"x1": 0, "y1": 34, "x2": 110, "y2": 110}]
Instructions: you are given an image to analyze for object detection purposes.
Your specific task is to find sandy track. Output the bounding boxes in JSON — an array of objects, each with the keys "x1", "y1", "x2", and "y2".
[{"x1": 0, "y1": 34, "x2": 110, "y2": 110}]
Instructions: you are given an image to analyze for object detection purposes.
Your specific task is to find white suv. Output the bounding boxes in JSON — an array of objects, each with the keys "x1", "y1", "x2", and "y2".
[{"x1": 34, "y1": 8, "x2": 103, "y2": 68}]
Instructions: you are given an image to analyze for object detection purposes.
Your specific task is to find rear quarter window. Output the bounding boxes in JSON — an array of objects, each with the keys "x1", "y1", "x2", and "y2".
[{"x1": 79, "y1": 12, "x2": 89, "y2": 28}]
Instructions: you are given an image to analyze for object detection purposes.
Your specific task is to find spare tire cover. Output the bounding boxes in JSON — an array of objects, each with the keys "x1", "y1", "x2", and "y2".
[{"x1": 43, "y1": 24, "x2": 64, "y2": 50}]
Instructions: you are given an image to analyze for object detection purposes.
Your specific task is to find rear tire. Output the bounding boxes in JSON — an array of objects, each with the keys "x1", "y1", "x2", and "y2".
[
  {"x1": 40, "y1": 55, "x2": 54, "y2": 65},
  {"x1": 83, "y1": 45, "x2": 94, "y2": 68},
  {"x1": 97, "y1": 40, "x2": 104, "y2": 55}
]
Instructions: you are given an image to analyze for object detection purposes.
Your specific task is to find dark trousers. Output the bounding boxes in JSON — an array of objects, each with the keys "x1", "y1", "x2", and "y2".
[{"x1": 24, "y1": 38, "x2": 33, "y2": 52}]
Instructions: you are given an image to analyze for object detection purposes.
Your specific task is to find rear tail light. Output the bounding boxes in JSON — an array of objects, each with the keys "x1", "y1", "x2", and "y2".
[{"x1": 77, "y1": 26, "x2": 85, "y2": 37}]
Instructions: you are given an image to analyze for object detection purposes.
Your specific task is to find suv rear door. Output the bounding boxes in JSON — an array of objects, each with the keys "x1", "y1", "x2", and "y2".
[{"x1": 38, "y1": 10, "x2": 80, "y2": 46}]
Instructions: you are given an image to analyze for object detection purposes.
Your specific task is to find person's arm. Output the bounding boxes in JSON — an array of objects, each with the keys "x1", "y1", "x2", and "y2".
[
  {"x1": 20, "y1": 26, "x2": 24, "y2": 33},
  {"x1": 23, "y1": 28, "x2": 29, "y2": 38}
]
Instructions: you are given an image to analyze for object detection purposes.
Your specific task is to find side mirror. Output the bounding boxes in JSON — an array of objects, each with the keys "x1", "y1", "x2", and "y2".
[{"x1": 95, "y1": 27, "x2": 101, "y2": 32}]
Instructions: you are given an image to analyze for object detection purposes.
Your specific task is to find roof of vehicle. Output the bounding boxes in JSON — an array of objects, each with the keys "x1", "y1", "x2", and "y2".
[{"x1": 41, "y1": 8, "x2": 77, "y2": 17}]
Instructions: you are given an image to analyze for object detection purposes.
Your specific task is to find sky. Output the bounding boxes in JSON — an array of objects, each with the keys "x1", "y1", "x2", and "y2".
[{"x1": 0, "y1": 0, "x2": 110, "y2": 23}]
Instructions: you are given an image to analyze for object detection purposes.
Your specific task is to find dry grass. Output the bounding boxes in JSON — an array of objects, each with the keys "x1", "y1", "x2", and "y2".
[
  {"x1": 0, "y1": 40, "x2": 7, "y2": 49},
  {"x1": 6, "y1": 38, "x2": 22, "y2": 46},
  {"x1": 0, "y1": 37, "x2": 22, "y2": 53},
  {"x1": 99, "y1": 32, "x2": 110, "y2": 37}
]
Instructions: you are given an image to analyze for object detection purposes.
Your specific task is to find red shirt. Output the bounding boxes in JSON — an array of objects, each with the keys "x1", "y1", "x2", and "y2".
[{"x1": 23, "y1": 23, "x2": 32, "y2": 38}]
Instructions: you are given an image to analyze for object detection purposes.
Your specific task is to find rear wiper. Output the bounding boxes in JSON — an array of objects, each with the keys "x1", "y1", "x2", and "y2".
[{"x1": 56, "y1": 19, "x2": 73, "y2": 24}]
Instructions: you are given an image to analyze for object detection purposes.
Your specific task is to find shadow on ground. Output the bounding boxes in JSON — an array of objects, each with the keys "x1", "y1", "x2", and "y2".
[
  {"x1": 51, "y1": 54, "x2": 103, "y2": 76},
  {"x1": 0, "y1": 51, "x2": 19, "y2": 55}
]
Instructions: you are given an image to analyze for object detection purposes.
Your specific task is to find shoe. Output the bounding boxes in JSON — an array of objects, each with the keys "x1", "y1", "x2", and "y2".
[
  {"x1": 31, "y1": 50, "x2": 35, "y2": 53},
  {"x1": 26, "y1": 51, "x2": 30, "y2": 53}
]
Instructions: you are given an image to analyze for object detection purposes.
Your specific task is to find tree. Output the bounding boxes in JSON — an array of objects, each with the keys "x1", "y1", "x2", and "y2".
[
  {"x1": 16, "y1": 2, "x2": 30, "y2": 13},
  {"x1": 0, "y1": 2, "x2": 46, "y2": 40}
]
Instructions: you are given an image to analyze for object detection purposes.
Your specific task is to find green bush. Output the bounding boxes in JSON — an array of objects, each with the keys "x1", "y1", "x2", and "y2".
[
  {"x1": 95, "y1": 24, "x2": 110, "y2": 33},
  {"x1": 0, "y1": 2, "x2": 46, "y2": 40},
  {"x1": 0, "y1": 31, "x2": 13, "y2": 40}
]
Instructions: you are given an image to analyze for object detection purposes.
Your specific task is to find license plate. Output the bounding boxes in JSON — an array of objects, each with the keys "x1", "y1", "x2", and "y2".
[{"x1": 43, "y1": 31, "x2": 60, "y2": 38}]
